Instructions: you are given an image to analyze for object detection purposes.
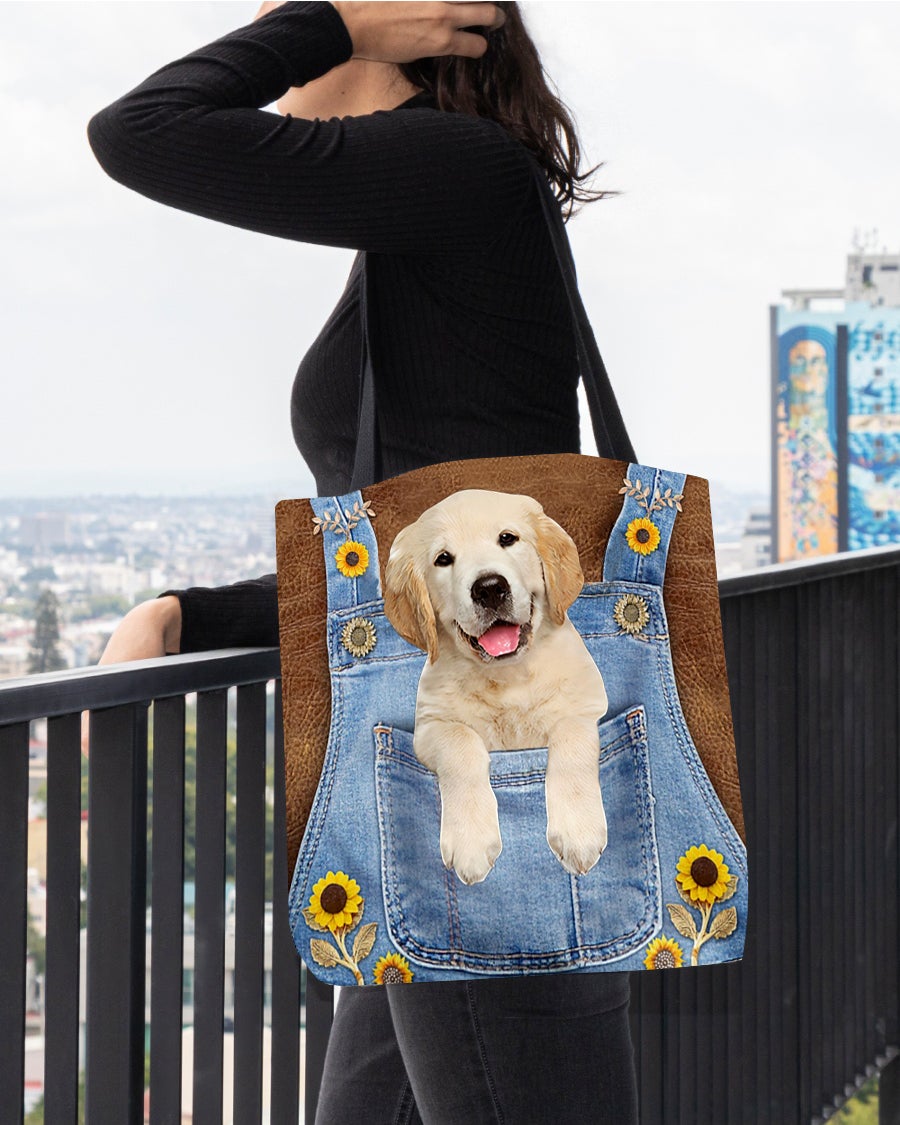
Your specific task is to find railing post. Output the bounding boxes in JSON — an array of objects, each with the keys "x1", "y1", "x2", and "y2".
[
  {"x1": 192, "y1": 689, "x2": 228, "y2": 1125},
  {"x1": 0, "y1": 722, "x2": 29, "y2": 1125},
  {"x1": 882, "y1": 1053, "x2": 900, "y2": 1125},
  {"x1": 149, "y1": 696, "x2": 186, "y2": 1125},
  {"x1": 233, "y1": 682, "x2": 267, "y2": 1123},
  {"x1": 85, "y1": 703, "x2": 148, "y2": 1124},
  {"x1": 270, "y1": 682, "x2": 302, "y2": 1124},
  {"x1": 44, "y1": 713, "x2": 84, "y2": 1122}
]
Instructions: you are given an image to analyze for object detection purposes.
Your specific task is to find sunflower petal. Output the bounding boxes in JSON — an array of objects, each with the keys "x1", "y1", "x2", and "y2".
[
  {"x1": 718, "y1": 874, "x2": 739, "y2": 902},
  {"x1": 302, "y1": 906, "x2": 328, "y2": 933}
]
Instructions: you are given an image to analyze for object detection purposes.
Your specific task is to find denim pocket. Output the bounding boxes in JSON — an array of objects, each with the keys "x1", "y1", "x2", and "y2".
[{"x1": 374, "y1": 705, "x2": 661, "y2": 973}]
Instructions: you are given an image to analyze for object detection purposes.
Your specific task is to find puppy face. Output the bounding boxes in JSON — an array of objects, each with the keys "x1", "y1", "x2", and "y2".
[{"x1": 384, "y1": 490, "x2": 584, "y2": 665}]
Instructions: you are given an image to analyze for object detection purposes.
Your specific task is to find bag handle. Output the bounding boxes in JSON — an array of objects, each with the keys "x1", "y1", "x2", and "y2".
[{"x1": 349, "y1": 157, "x2": 637, "y2": 490}]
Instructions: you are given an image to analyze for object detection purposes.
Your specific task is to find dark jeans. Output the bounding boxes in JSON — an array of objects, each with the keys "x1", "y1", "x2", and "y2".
[{"x1": 316, "y1": 973, "x2": 638, "y2": 1125}]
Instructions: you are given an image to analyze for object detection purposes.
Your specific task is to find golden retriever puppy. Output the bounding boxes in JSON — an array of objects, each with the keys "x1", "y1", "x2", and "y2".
[{"x1": 384, "y1": 489, "x2": 609, "y2": 885}]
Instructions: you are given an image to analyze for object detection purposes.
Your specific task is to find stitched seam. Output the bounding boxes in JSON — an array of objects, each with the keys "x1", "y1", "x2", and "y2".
[
  {"x1": 287, "y1": 674, "x2": 345, "y2": 930},
  {"x1": 384, "y1": 729, "x2": 635, "y2": 782},
  {"x1": 465, "y1": 984, "x2": 505, "y2": 1124},
  {"x1": 392, "y1": 1078, "x2": 416, "y2": 1125},
  {"x1": 570, "y1": 872, "x2": 584, "y2": 948},
  {"x1": 654, "y1": 637, "x2": 749, "y2": 871}
]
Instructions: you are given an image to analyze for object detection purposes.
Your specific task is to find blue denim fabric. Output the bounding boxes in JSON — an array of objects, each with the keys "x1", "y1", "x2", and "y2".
[{"x1": 288, "y1": 462, "x2": 748, "y2": 983}]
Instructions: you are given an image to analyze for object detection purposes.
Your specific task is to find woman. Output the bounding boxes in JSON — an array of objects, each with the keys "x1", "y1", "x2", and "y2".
[{"x1": 89, "y1": 3, "x2": 639, "y2": 1121}]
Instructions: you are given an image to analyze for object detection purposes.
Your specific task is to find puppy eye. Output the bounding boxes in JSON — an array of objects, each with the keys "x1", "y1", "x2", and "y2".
[
  {"x1": 498, "y1": 532, "x2": 519, "y2": 548},
  {"x1": 434, "y1": 551, "x2": 454, "y2": 567}
]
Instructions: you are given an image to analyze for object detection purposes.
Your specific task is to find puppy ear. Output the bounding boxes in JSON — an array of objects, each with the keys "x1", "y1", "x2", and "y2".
[
  {"x1": 532, "y1": 509, "x2": 584, "y2": 626},
  {"x1": 384, "y1": 529, "x2": 440, "y2": 663}
]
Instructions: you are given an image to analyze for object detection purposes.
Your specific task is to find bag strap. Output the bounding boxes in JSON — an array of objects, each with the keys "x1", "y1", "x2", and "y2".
[{"x1": 349, "y1": 157, "x2": 637, "y2": 490}]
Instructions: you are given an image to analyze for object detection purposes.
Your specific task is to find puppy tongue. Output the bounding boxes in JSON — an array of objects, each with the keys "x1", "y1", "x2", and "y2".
[{"x1": 478, "y1": 623, "x2": 520, "y2": 657}]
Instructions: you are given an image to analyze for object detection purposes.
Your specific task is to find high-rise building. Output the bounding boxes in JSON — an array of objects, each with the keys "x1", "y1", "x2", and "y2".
[{"x1": 772, "y1": 250, "x2": 900, "y2": 562}]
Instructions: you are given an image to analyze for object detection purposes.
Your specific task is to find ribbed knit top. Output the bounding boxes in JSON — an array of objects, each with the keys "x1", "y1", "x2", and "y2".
[{"x1": 86, "y1": 1, "x2": 583, "y2": 496}]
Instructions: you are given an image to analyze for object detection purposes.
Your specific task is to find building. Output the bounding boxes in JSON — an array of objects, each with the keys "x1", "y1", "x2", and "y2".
[{"x1": 772, "y1": 249, "x2": 900, "y2": 562}]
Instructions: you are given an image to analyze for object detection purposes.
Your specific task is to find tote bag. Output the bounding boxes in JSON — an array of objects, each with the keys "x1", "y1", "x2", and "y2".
[{"x1": 275, "y1": 159, "x2": 748, "y2": 986}]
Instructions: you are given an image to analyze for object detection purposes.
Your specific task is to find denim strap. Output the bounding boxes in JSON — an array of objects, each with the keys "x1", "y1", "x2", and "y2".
[
  {"x1": 310, "y1": 490, "x2": 382, "y2": 612},
  {"x1": 602, "y1": 462, "x2": 686, "y2": 587}
]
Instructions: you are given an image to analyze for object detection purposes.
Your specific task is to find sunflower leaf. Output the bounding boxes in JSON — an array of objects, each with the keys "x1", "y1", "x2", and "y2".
[
  {"x1": 719, "y1": 874, "x2": 739, "y2": 902},
  {"x1": 708, "y1": 906, "x2": 738, "y2": 940},
  {"x1": 666, "y1": 902, "x2": 698, "y2": 941},
  {"x1": 302, "y1": 907, "x2": 328, "y2": 933},
  {"x1": 309, "y1": 939, "x2": 341, "y2": 968},
  {"x1": 352, "y1": 922, "x2": 378, "y2": 962}
]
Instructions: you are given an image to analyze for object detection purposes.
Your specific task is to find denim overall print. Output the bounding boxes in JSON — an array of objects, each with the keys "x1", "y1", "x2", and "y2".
[{"x1": 288, "y1": 465, "x2": 748, "y2": 985}]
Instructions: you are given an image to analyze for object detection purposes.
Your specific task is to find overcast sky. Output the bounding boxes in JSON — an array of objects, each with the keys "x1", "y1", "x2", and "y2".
[{"x1": 2, "y1": 1, "x2": 899, "y2": 498}]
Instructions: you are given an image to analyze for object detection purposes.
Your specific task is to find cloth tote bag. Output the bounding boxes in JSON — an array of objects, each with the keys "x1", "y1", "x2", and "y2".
[{"x1": 275, "y1": 159, "x2": 748, "y2": 986}]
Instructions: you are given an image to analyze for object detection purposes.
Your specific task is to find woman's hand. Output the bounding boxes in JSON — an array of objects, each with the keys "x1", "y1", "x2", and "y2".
[
  {"x1": 333, "y1": 2, "x2": 505, "y2": 61},
  {"x1": 81, "y1": 596, "x2": 182, "y2": 755},
  {"x1": 256, "y1": 1, "x2": 505, "y2": 60},
  {"x1": 97, "y1": 595, "x2": 183, "y2": 665},
  {"x1": 334, "y1": 2, "x2": 505, "y2": 62}
]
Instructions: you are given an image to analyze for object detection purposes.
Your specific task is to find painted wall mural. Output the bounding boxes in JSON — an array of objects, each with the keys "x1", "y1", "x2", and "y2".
[
  {"x1": 845, "y1": 307, "x2": 900, "y2": 549},
  {"x1": 774, "y1": 311, "x2": 839, "y2": 561}
]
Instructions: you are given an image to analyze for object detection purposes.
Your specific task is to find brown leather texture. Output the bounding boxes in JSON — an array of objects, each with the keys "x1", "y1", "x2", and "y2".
[{"x1": 276, "y1": 453, "x2": 746, "y2": 877}]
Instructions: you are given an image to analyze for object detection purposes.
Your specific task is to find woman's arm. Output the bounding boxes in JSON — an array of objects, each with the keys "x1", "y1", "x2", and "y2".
[
  {"x1": 159, "y1": 574, "x2": 279, "y2": 652},
  {"x1": 92, "y1": 574, "x2": 278, "y2": 667},
  {"x1": 87, "y1": 2, "x2": 534, "y2": 255}
]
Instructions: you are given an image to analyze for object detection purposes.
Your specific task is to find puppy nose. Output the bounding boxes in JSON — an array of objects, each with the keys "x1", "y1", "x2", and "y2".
[{"x1": 471, "y1": 574, "x2": 510, "y2": 612}]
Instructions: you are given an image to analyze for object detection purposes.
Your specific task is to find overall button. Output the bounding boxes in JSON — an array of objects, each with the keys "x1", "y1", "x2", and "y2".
[
  {"x1": 341, "y1": 616, "x2": 377, "y2": 658},
  {"x1": 613, "y1": 593, "x2": 651, "y2": 635}
]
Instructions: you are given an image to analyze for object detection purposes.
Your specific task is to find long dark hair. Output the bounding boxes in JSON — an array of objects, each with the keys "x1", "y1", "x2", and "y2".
[{"x1": 398, "y1": 3, "x2": 613, "y2": 219}]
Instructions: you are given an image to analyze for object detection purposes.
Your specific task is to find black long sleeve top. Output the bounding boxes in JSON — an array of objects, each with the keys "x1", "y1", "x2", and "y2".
[{"x1": 88, "y1": 1, "x2": 585, "y2": 651}]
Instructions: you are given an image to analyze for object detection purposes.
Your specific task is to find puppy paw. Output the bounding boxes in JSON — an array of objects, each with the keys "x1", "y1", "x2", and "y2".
[
  {"x1": 439, "y1": 787, "x2": 502, "y2": 885},
  {"x1": 546, "y1": 791, "x2": 608, "y2": 876}
]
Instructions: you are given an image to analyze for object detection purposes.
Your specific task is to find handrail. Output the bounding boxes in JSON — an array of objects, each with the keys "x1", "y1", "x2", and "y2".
[
  {"x1": 0, "y1": 647, "x2": 280, "y2": 724},
  {"x1": 717, "y1": 542, "x2": 900, "y2": 596}
]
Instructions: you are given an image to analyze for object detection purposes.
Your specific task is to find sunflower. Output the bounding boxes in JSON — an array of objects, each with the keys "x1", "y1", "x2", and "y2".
[
  {"x1": 625, "y1": 517, "x2": 661, "y2": 556},
  {"x1": 676, "y1": 844, "x2": 731, "y2": 906},
  {"x1": 613, "y1": 592, "x2": 650, "y2": 635},
  {"x1": 643, "y1": 935, "x2": 684, "y2": 970},
  {"x1": 372, "y1": 952, "x2": 414, "y2": 985},
  {"x1": 335, "y1": 540, "x2": 370, "y2": 578},
  {"x1": 308, "y1": 871, "x2": 363, "y2": 932},
  {"x1": 341, "y1": 616, "x2": 377, "y2": 658}
]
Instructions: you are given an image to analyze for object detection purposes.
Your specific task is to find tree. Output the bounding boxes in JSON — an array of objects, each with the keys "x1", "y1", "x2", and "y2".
[{"x1": 28, "y1": 588, "x2": 66, "y2": 674}]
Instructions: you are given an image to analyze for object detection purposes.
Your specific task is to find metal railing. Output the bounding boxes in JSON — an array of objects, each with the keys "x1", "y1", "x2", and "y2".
[
  {"x1": 0, "y1": 649, "x2": 333, "y2": 1124},
  {"x1": 628, "y1": 544, "x2": 900, "y2": 1125},
  {"x1": 1, "y1": 544, "x2": 899, "y2": 1123}
]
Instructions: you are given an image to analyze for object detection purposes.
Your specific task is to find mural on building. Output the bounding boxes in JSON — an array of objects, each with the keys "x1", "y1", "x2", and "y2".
[
  {"x1": 845, "y1": 306, "x2": 900, "y2": 549},
  {"x1": 774, "y1": 312, "x2": 839, "y2": 561}
]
